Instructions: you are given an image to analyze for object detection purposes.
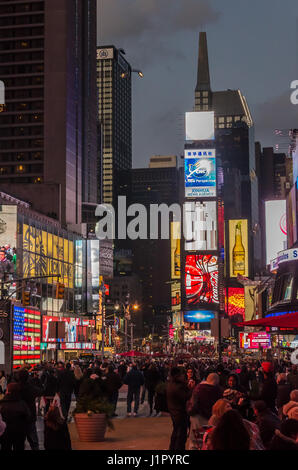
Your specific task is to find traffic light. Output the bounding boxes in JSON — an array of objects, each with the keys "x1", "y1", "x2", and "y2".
[
  {"x1": 22, "y1": 290, "x2": 30, "y2": 306},
  {"x1": 56, "y1": 283, "x2": 65, "y2": 300}
]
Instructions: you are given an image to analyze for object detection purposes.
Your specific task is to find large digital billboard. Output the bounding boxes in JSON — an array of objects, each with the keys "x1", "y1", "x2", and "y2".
[
  {"x1": 42, "y1": 316, "x2": 95, "y2": 345},
  {"x1": 185, "y1": 149, "x2": 216, "y2": 198},
  {"x1": 184, "y1": 310, "x2": 215, "y2": 323},
  {"x1": 13, "y1": 306, "x2": 41, "y2": 369},
  {"x1": 239, "y1": 332, "x2": 271, "y2": 350},
  {"x1": 265, "y1": 200, "x2": 287, "y2": 265},
  {"x1": 184, "y1": 201, "x2": 217, "y2": 251},
  {"x1": 229, "y1": 219, "x2": 249, "y2": 278},
  {"x1": 185, "y1": 254, "x2": 219, "y2": 305},
  {"x1": 225, "y1": 287, "x2": 245, "y2": 320},
  {"x1": 171, "y1": 222, "x2": 181, "y2": 279},
  {"x1": 185, "y1": 111, "x2": 215, "y2": 141}
]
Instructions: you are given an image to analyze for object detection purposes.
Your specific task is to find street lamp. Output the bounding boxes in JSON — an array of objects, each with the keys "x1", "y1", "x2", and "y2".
[
  {"x1": 120, "y1": 69, "x2": 144, "y2": 79},
  {"x1": 114, "y1": 298, "x2": 139, "y2": 351}
]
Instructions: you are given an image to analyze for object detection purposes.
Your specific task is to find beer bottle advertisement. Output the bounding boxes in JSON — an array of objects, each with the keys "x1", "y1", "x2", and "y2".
[{"x1": 229, "y1": 219, "x2": 248, "y2": 278}]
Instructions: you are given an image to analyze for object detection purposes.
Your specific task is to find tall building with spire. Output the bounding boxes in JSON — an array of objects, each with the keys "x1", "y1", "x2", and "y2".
[{"x1": 194, "y1": 32, "x2": 261, "y2": 275}]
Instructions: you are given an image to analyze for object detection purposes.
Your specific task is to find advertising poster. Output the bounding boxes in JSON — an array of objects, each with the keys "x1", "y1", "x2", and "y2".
[
  {"x1": 287, "y1": 184, "x2": 297, "y2": 248},
  {"x1": 171, "y1": 281, "x2": 181, "y2": 312},
  {"x1": 184, "y1": 201, "x2": 217, "y2": 251},
  {"x1": 239, "y1": 332, "x2": 271, "y2": 349},
  {"x1": 185, "y1": 111, "x2": 215, "y2": 141},
  {"x1": 184, "y1": 310, "x2": 215, "y2": 322},
  {"x1": 13, "y1": 306, "x2": 41, "y2": 369},
  {"x1": 0, "y1": 205, "x2": 17, "y2": 249},
  {"x1": 170, "y1": 222, "x2": 181, "y2": 279},
  {"x1": 42, "y1": 316, "x2": 95, "y2": 346},
  {"x1": 265, "y1": 200, "x2": 287, "y2": 265},
  {"x1": 225, "y1": 287, "x2": 245, "y2": 320},
  {"x1": 185, "y1": 149, "x2": 216, "y2": 198},
  {"x1": 229, "y1": 219, "x2": 249, "y2": 278},
  {"x1": 185, "y1": 254, "x2": 219, "y2": 305}
]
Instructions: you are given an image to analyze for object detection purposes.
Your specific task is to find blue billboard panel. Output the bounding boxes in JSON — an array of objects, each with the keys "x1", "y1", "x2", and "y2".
[
  {"x1": 185, "y1": 149, "x2": 216, "y2": 198},
  {"x1": 184, "y1": 310, "x2": 215, "y2": 323}
]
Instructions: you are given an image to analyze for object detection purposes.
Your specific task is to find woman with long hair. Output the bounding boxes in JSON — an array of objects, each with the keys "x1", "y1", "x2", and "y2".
[{"x1": 209, "y1": 409, "x2": 251, "y2": 450}]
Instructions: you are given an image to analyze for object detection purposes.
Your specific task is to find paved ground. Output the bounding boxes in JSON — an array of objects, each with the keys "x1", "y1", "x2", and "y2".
[{"x1": 25, "y1": 386, "x2": 172, "y2": 450}]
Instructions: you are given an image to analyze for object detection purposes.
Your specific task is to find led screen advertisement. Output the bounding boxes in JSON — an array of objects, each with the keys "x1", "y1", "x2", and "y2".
[
  {"x1": 239, "y1": 332, "x2": 271, "y2": 350},
  {"x1": 42, "y1": 316, "x2": 95, "y2": 348},
  {"x1": 184, "y1": 201, "x2": 217, "y2": 251},
  {"x1": 185, "y1": 149, "x2": 216, "y2": 198},
  {"x1": 265, "y1": 200, "x2": 287, "y2": 265},
  {"x1": 229, "y1": 219, "x2": 249, "y2": 278},
  {"x1": 225, "y1": 287, "x2": 245, "y2": 320},
  {"x1": 13, "y1": 306, "x2": 41, "y2": 369},
  {"x1": 185, "y1": 111, "x2": 215, "y2": 141},
  {"x1": 184, "y1": 310, "x2": 215, "y2": 323},
  {"x1": 185, "y1": 254, "x2": 219, "y2": 306}
]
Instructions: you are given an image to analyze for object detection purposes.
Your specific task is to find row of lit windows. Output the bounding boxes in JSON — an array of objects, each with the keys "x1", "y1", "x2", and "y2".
[{"x1": 0, "y1": 164, "x2": 43, "y2": 175}]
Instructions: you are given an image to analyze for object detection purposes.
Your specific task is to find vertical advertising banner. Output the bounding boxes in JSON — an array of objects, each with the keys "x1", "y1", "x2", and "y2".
[
  {"x1": 265, "y1": 200, "x2": 287, "y2": 265},
  {"x1": 229, "y1": 220, "x2": 249, "y2": 278},
  {"x1": 171, "y1": 222, "x2": 181, "y2": 280},
  {"x1": 184, "y1": 149, "x2": 217, "y2": 198},
  {"x1": 184, "y1": 201, "x2": 217, "y2": 251},
  {"x1": 287, "y1": 185, "x2": 297, "y2": 248},
  {"x1": 185, "y1": 111, "x2": 215, "y2": 141},
  {"x1": 185, "y1": 254, "x2": 219, "y2": 306}
]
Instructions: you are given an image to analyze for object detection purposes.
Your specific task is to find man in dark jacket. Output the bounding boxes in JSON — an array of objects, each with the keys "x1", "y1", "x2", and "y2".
[
  {"x1": 188, "y1": 373, "x2": 222, "y2": 423},
  {"x1": 105, "y1": 365, "x2": 122, "y2": 416},
  {"x1": 144, "y1": 363, "x2": 161, "y2": 416},
  {"x1": 258, "y1": 362, "x2": 277, "y2": 413},
  {"x1": 124, "y1": 364, "x2": 144, "y2": 416},
  {"x1": 253, "y1": 400, "x2": 281, "y2": 449},
  {"x1": 117, "y1": 361, "x2": 127, "y2": 381},
  {"x1": 166, "y1": 367, "x2": 191, "y2": 451},
  {"x1": 0, "y1": 383, "x2": 31, "y2": 450},
  {"x1": 276, "y1": 373, "x2": 292, "y2": 418},
  {"x1": 15, "y1": 368, "x2": 43, "y2": 450},
  {"x1": 56, "y1": 362, "x2": 75, "y2": 421}
]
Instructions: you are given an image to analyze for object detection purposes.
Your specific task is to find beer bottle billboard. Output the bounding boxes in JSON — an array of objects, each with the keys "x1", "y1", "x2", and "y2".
[{"x1": 229, "y1": 220, "x2": 248, "y2": 278}]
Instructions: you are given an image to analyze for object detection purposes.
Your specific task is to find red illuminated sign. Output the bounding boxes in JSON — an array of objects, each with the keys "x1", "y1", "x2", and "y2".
[
  {"x1": 185, "y1": 254, "x2": 218, "y2": 306},
  {"x1": 225, "y1": 287, "x2": 245, "y2": 320}
]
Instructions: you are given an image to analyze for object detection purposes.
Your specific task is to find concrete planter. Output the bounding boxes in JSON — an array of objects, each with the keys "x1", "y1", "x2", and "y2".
[{"x1": 74, "y1": 413, "x2": 107, "y2": 442}]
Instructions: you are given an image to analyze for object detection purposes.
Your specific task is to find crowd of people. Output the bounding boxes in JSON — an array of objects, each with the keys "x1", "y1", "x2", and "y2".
[{"x1": 0, "y1": 356, "x2": 297, "y2": 451}]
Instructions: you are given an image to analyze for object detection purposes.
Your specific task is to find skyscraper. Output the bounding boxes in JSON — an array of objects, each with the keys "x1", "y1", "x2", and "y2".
[
  {"x1": 97, "y1": 46, "x2": 132, "y2": 205},
  {"x1": 194, "y1": 32, "x2": 261, "y2": 274},
  {"x1": 0, "y1": 0, "x2": 99, "y2": 227}
]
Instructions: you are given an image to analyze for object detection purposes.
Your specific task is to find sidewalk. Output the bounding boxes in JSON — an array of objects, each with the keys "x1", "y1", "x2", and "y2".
[{"x1": 69, "y1": 415, "x2": 172, "y2": 450}]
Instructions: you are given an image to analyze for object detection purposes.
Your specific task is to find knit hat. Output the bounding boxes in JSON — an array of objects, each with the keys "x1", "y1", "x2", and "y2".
[
  {"x1": 261, "y1": 362, "x2": 273, "y2": 374},
  {"x1": 283, "y1": 401, "x2": 298, "y2": 417}
]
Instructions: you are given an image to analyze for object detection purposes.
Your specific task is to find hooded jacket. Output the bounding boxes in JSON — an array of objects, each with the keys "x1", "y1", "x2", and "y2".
[{"x1": 187, "y1": 381, "x2": 222, "y2": 419}]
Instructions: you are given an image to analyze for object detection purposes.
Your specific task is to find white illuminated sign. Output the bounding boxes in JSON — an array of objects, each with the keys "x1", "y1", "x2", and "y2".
[
  {"x1": 185, "y1": 111, "x2": 215, "y2": 141},
  {"x1": 265, "y1": 200, "x2": 287, "y2": 265}
]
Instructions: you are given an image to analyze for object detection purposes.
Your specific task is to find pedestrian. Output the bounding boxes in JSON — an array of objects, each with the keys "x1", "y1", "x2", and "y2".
[
  {"x1": 40, "y1": 367, "x2": 58, "y2": 413},
  {"x1": 144, "y1": 363, "x2": 161, "y2": 416},
  {"x1": 288, "y1": 365, "x2": 298, "y2": 391},
  {"x1": 56, "y1": 362, "x2": 75, "y2": 421},
  {"x1": 105, "y1": 365, "x2": 122, "y2": 417},
  {"x1": 283, "y1": 400, "x2": 298, "y2": 421},
  {"x1": 44, "y1": 403, "x2": 72, "y2": 451},
  {"x1": 15, "y1": 367, "x2": 43, "y2": 451},
  {"x1": 208, "y1": 409, "x2": 251, "y2": 450},
  {"x1": 0, "y1": 383, "x2": 31, "y2": 451},
  {"x1": 0, "y1": 370, "x2": 7, "y2": 397},
  {"x1": 166, "y1": 367, "x2": 191, "y2": 451},
  {"x1": 253, "y1": 400, "x2": 281, "y2": 449},
  {"x1": 269, "y1": 419, "x2": 298, "y2": 450},
  {"x1": 258, "y1": 362, "x2": 277, "y2": 413},
  {"x1": 276, "y1": 373, "x2": 292, "y2": 419},
  {"x1": 73, "y1": 364, "x2": 84, "y2": 400},
  {"x1": 124, "y1": 363, "x2": 144, "y2": 417},
  {"x1": 187, "y1": 373, "x2": 222, "y2": 425}
]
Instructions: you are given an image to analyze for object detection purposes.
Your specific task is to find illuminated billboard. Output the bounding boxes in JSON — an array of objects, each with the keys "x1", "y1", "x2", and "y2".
[
  {"x1": 184, "y1": 201, "x2": 217, "y2": 251},
  {"x1": 184, "y1": 310, "x2": 215, "y2": 323},
  {"x1": 265, "y1": 200, "x2": 287, "y2": 265},
  {"x1": 185, "y1": 111, "x2": 215, "y2": 141},
  {"x1": 229, "y1": 219, "x2": 249, "y2": 278},
  {"x1": 171, "y1": 281, "x2": 181, "y2": 312},
  {"x1": 225, "y1": 287, "x2": 245, "y2": 320},
  {"x1": 13, "y1": 306, "x2": 41, "y2": 369},
  {"x1": 185, "y1": 254, "x2": 219, "y2": 305},
  {"x1": 42, "y1": 316, "x2": 95, "y2": 348},
  {"x1": 171, "y1": 222, "x2": 181, "y2": 279},
  {"x1": 185, "y1": 149, "x2": 216, "y2": 198},
  {"x1": 239, "y1": 332, "x2": 271, "y2": 350}
]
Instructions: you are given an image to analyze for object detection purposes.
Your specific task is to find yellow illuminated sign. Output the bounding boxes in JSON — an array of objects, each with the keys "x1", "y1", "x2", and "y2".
[
  {"x1": 23, "y1": 224, "x2": 74, "y2": 288},
  {"x1": 229, "y1": 219, "x2": 249, "y2": 278},
  {"x1": 171, "y1": 222, "x2": 181, "y2": 280}
]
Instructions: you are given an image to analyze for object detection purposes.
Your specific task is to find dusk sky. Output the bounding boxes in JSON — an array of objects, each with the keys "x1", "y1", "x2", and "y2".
[{"x1": 97, "y1": 0, "x2": 298, "y2": 168}]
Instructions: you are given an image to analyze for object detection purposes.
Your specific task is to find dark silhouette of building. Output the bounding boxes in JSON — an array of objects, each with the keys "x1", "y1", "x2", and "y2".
[{"x1": 0, "y1": 0, "x2": 99, "y2": 228}]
